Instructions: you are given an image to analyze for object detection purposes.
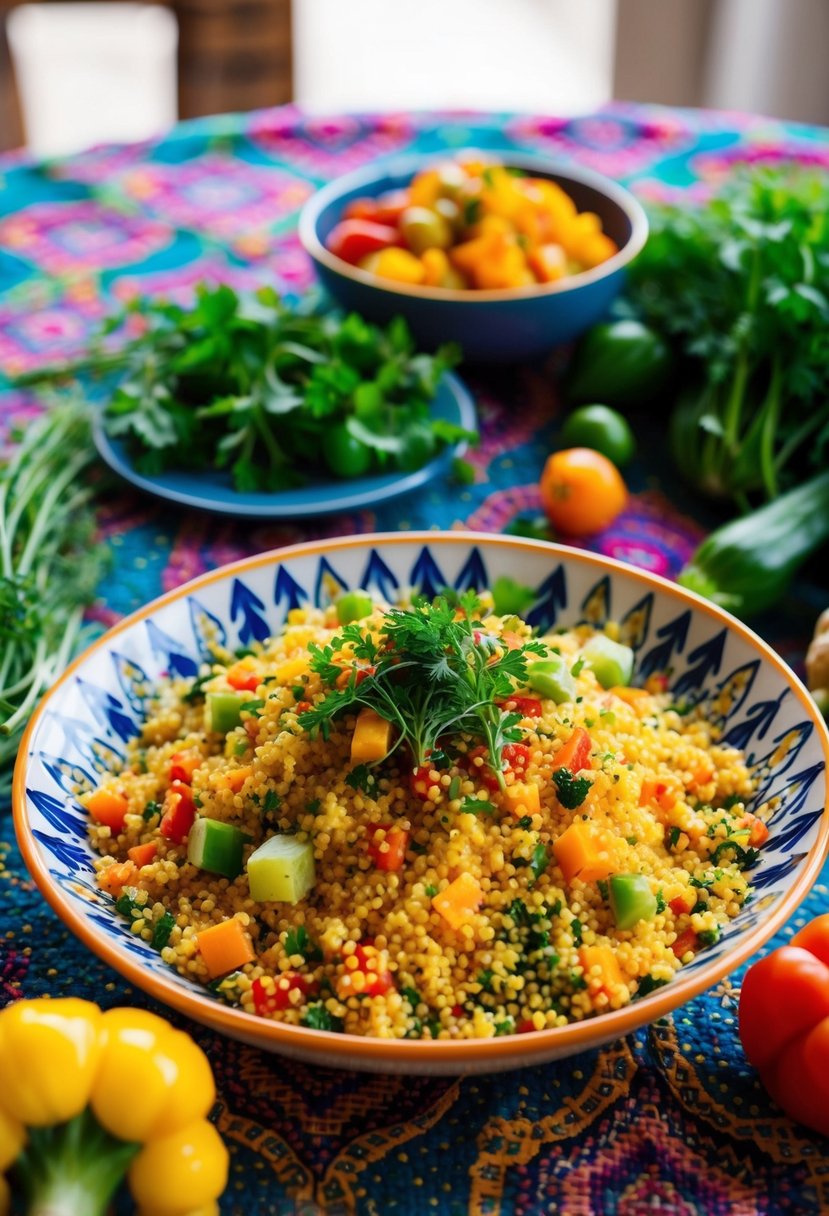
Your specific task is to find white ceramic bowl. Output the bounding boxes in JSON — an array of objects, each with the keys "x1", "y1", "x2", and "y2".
[{"x1": 13, "y1": 533, "x2": 829, "y2": 1073}]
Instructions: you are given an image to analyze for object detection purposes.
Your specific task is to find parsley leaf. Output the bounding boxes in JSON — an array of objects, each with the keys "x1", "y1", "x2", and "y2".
[{"x1": 284, "y1": 925, "x2": 323, "y2": 963}]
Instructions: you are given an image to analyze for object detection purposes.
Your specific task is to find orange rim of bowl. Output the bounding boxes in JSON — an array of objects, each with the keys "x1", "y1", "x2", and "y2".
[
  {"x1": 13, "y1": 532, "x2": 829, "y2": 1067},
  {"x1": 298, "y1": 151, "x2": 649, "y2": 305}
]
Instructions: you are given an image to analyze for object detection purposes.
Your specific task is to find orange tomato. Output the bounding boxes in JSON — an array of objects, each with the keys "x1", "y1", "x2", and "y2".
[{"x1": 539, "y1": 447, "x2": 627, "y2": 536}]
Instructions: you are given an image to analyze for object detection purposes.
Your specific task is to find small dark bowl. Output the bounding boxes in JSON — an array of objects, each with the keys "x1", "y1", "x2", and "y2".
[{"x1": 299, "y1": 151, "x2": 648, "y2": 362}]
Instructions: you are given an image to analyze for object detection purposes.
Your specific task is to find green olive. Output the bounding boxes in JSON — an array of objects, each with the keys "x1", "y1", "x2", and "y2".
[{"x1": 400, "y1": 206, "x2": 453, "y2": 254}]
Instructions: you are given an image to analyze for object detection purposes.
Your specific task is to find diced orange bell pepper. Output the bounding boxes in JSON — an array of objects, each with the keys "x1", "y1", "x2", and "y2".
[
  {"x1": 218, "y1": 765, "x2": 252, "y2": 794},
  {"x1": 196, "y1": 918, "x2": 255, "y2": 979},
  {"x1": 226, "y1": 662, "x2": 260, "y2": 693},
  {"x1": 739, "y1": 810, "x2": 770, "y2": 847},
  {"x1": 87, "y1": 789, "x2": 129, "y2": 833},
  {"x1": 554, "y1": 822, "x2": 614, "y2": 884},
  {"x1": 366, "y1": 823, "x2": 409, "y2": 872},
  {"x1": 432, "y1": 873, "x2": 483, "y2": 931},
  {"x1": 639, "y1": 777, "x2": 678, "y2": 814}
]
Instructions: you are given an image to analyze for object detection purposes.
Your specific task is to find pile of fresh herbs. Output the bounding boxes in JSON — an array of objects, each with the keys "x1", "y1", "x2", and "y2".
[
  {"x1": 299, "y1": 592, "x2": 547, "y2": 788},
  {"x1": 627, "y1": 166, "x2": 829, "y2": 505},
  {"x1": 23, "y1": 285, "x2": 470, "y2": 493},
  {"x1": 0, "y1": 405, "x2": 109, "y2": 800}
]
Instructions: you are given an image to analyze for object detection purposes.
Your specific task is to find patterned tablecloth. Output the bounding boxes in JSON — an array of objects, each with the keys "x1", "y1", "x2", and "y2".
[{"x1": 1, "y1": 103, "x2": 828, "y2": 1215}]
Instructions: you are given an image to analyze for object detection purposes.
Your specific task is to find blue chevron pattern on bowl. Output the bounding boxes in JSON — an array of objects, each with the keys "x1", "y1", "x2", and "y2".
[{"x1": 13, "y1": 533, "x2": 829, "y2": 1071}]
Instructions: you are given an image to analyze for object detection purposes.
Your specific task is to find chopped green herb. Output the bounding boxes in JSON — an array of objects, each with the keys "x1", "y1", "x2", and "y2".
[
  {"x1": 142, "y1": 800, "x2": 161, "y2": 822},
  {"x1": 530, "y1": 843, "x2": 550, "y2": 883},
  {"x1": 151, "y1": 911, "x2": 176, "y2": 951},
  {"x1": 697, "y1": 927, "x2": 720, "y2": 947},
  {"x1": 477, "y1": 970, "x2": 495, "y2": 993},
  {"x1": 284, "y1": 925, "x2": 323, "y2": 963},
  {"x1": 635, "y1": 974, "x2": 668, "y2": 999},
  {"x1": 570, "y1": 657, "x2": 585, "y2": 677},
  {"x1": 345, "y1": 764, "x2": 378, "y2": 795},
  {"x1": 460, "y1": 797, "x2": 496, "y2": 816},
  {"x1": 552, "y1": 767, "x2": 591, "y2": 809},
  {"x1": 655, "y1": 889, "x2": 666, "y2": 914},
  {"x1": 517, "y1": 815, "x2": 533, "y2": 829},
  {"x1": 239, "y1": 699, "x2": 265, "y2": 714},
  {"x1": 570, "y1": 972, "x2": 587, "y2": 991},
  {"x1": 448, "y1": 774, "x2": 461, "y2": 800},
  {"x1": 571, "y1": 918, "x2": 583, "y2": 946},
  {"x1": 301, "y1": 1004, "x2": 343, "y2": 1032},
  {"x1": 668, "y1": 826, "x2": 681, "y2": 849},
  {"x1": 597, "y1": 879, "x2": 609, "y2": 901},
  {"x1": 306, "y1": 798, "x2": 321, "y2": 814},
  {"x1": 424, "y1": 884, "x2": 438, "y2": 897},
  {"x1": 494, "y1": 1017, "x2": 515, "y2": 1036},
  {"x1": 292, "y1": 685, "x2": 306, "y2": 700},
  {"x1": 401, "y1": 987, "x2": 421, "y2": 1008}
]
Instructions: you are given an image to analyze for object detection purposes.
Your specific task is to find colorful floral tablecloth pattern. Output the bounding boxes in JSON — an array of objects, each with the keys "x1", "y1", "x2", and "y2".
[{"x1": 1, "y1": 103, "x2": 828, "y2": 1215}]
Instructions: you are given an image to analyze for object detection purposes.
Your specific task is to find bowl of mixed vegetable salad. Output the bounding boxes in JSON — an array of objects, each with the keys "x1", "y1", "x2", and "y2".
[
  {"x1": 13, "y1": 534, "x2": 829, "y2": 1073},
  {"x1": 300, "y1": 152, "x2": 648, "y2": 361}
]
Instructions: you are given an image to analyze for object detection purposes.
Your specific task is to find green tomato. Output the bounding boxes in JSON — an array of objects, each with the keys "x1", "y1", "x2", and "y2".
[
  {"x1": 322, "y1": 424, "x2": 373, "y2": 478},
  {"x1": 565, "y1": 319, "x2": 671, "y2": 408},
  {"x1": 560, "y1": 405, "x2": 636, "y2": 468}
]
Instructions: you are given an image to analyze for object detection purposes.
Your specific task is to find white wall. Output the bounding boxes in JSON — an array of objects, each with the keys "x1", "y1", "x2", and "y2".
[{"x1": 293, "y1": 0, "x2": 617, "y2": 115}]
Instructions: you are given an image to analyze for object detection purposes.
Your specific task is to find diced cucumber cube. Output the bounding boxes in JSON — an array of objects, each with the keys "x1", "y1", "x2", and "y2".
[
  {"x1": 187, "y1": 817, "x2": 245, "y2": 879},
  {"x1": 336, "y1": 590, "x2": 373, "y2": 624},
  {"x1": 247, "y1": 835, "x2": 315, "y2": 904},
  {"x1": 609, "y1": 874, "x2": 657, "y2": 930},
  {"x1": 528, "y1": 655, "x2": 576, "y2": 704},
  {"x1": 206, "y1": 691, "x2": 247, "y2": 734},
  {"x1": 581, "y1": 635, "x2": 635, "y2": 689}
]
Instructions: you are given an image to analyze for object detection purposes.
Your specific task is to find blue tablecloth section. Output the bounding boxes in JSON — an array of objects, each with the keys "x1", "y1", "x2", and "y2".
[{"x1": 1, "y1": 103, "x2": 828, "y2": 1214}]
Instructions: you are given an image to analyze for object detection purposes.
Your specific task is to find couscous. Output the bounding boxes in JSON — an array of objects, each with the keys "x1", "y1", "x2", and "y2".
[{"x1": 85, "y1": 590, "x2": 766, "y2": 1040}]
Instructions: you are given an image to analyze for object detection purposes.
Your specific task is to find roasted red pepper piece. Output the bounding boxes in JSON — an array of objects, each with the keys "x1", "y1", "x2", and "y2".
[
  {"x1": 326, "y1": 219, "x2": 402, "y2": 265},
  {"x1": 366, "y1": 823, "x2": 409, "y2": 871},
  {"x1": 159, "y1": 780, "x2": 196, "y2": 844}
]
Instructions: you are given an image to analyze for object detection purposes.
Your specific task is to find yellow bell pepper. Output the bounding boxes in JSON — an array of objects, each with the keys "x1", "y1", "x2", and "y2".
[{"x1": 0, "y1": 998, "x2": 228, "y2": 1216}]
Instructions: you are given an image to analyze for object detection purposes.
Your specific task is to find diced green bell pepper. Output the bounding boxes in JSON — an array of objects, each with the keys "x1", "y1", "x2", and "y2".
[
  {"x1": 609, "y1": 873, "x2": 657, "y2": 930},
  {"x1": 187, "y1": 816, "x2": 245, "y2": 879},
  {"x1": 581, "y1": 635, "x2": 635, "y2": 689},
  {"x1": 247, "y1": 834, "x2": 315, "y2": 904},
  {"x1": 336, "y1": 590, "x2": 373, "y2": 624},
  {"x1": 205, "y1": 691, "x2": 247, "y2": 734},
  {"x1": 527, "y1": 655, "x2": 576, "y2": 704}
]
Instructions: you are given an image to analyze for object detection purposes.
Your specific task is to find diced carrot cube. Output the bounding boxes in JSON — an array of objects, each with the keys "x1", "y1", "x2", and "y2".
[
  {"x1": 639, "y1": 777, "x2": 678, "y2": 814},
  {"x1": 128, "y1": 842, "x2": 158, "y2": 868},
  {"x1": 741, "y1": 811, "x2": 770, "y2": 848},
  {"x1": 432, "y1": 873, "x2": 483, "y2": 931},
  {"x1": 196, "y1": 918, "x2": 255, "y2": 979},
  {"x1": 672, "y1": 927, "x2": 699, "y2": 960}
]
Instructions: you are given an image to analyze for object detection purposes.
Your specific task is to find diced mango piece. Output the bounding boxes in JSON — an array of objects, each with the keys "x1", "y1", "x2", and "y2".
[
  {"x1": 528, "y1": 242, "x2": 567, "y2": 283},
  {"x1": 432, "y1": 873, "x2": 483, "y2": 931},
  {"x1": 372, "y1": 247, "x2": 426, "y2": 285},
  {"x1": 275, "y1": 656, "x2": 309, "y2": 684},
  {"x1": 351, "y1": 707, "x2": 392, "y2": 763}
]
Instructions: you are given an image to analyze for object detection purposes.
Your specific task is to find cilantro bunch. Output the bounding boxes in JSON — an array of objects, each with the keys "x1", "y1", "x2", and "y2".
[
  {"x1": 299, "y1": 594, "x2": 546, "y2": 788},
  {"x1": 23, "y1": 285, "x2": 467, "y2": 493},
  {"x1": 629, "y1": 166, "x2": 829, "y2": 504}
]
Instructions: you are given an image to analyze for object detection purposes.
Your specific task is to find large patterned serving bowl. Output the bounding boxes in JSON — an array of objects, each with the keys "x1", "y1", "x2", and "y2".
[{"x1": 13, "y1": 533, "x2": 829, "y2": 1074}]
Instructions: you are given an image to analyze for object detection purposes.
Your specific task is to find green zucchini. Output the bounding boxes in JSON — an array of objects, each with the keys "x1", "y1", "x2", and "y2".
[{"x1": 678, "y1": 470, "x2": 829, "y2": 618}]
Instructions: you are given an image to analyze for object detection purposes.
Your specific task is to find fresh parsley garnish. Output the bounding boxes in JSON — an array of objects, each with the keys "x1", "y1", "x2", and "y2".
[
  {"x1": 460, "y1": 797, "x2": 496, "y2": 816},
  {"x1": 655, "y1": 889, "x2": 666, "y2": 914},
  {"x1": 142, "y1": 800, "x2": 161, "y2": 822},
  {"x1": 346, "y1": 764, "x2": 378, "y2": 795},
  {"x1": 299, "y1": 595, "x2": 546, "y2": 786},
  {"x1": 529, "y1": 843, "x2": 550, "y2": 883},
  {"x1": 635, "y1": 974, "x2": 668, "y2": 999},
  {"x1": 301, "y1": 1004, "x2": 343, "y2": 1032}
]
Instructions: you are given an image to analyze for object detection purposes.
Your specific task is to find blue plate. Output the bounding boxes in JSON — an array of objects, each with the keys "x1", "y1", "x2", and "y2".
[{"x1": 93, "y1": 372, "x2": 476, "y2": 518}]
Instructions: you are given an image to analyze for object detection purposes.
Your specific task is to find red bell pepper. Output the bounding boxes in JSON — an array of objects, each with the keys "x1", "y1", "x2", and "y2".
[
  {"x1": 252, "y1": 973, "x2": 317, "y2": 1015},
  {"x1": 410, "y1": 765, "x2": 438, "y2": 800},
  {"x1": 468, "y1": 742, "x2": 532, "y2": 792},
  {"x1": 497, "y1": 696, "x2": 543, "y2": 718},
  {"x1": 366, "y1": 823, "x2": 409, "y2": 871},
  {"x1": 326, "y1": 219, "x2": 402, "y2": 266},
  {"x1": 169, "y1": 750, "x2": 201, "y2": 783},
  {"x1": 226, "y1": 665, "x2": 260, "y2": 693},
  {"x1": 159, "y1": 780, "x2": 196, "y2": 844},
  {"x1": 739, "y1": 914, "x2": 829, "y2": 1137}
]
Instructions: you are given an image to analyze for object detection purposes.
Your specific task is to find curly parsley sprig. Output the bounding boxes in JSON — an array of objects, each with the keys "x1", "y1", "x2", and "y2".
[{"x1": 298, "y1": 594, "x2": 546, "y2": 790}]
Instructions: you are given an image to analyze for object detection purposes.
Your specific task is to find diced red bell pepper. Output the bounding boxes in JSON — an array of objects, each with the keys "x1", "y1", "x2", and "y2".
[
  {"x1": 160, "y1": 780, "x2": 196, "y2": 844},
  {"x1": 550, "y1": 727, "x2": 592, "y2": 773},
  {"x1": 226, "y1": 664, "x2": 260, "y2": 693},
  {"x1": 451, "y1": 1004, "x2": 464, "y2": 1018},
  {"x1": 497, "y1": 696, "x2": 543, "y2": 718},
  {"x1": 517, "y1": 1019, "x2": 537, "y2": 1034},
  {"x1": 373, "y1": 189, "x2": 409, "y2": 225},
  {"x1": 367, "y1": 823, "x2": 409, "y2": 871},
  {"x1": 169, "y1": 750, "x2": 201, "y2": 783},
  {"x1": 670, "y1": 895, "x2": 694, "y2": 917},
  {"x1": 672, "y1": 927, "x2": 699, "y2": 959},
  {"x1": 326, "y1": 219, "x2": 402, "y2": 266},
  {"x1": 341, "y1": 945, "x2": 394, "y2": 997},
  {"x1": 343, "y1": 196, "x2": 381, "y2": 221},
  {"x1": 252, "y1": 973, "x2": 317, "y2": 1016},
  {"x1": 468, "y1": 742, "x2": 532, "y2": 792},
  {"x1": 410, "y1": 765, "x2": 438, "y2": 800}
]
